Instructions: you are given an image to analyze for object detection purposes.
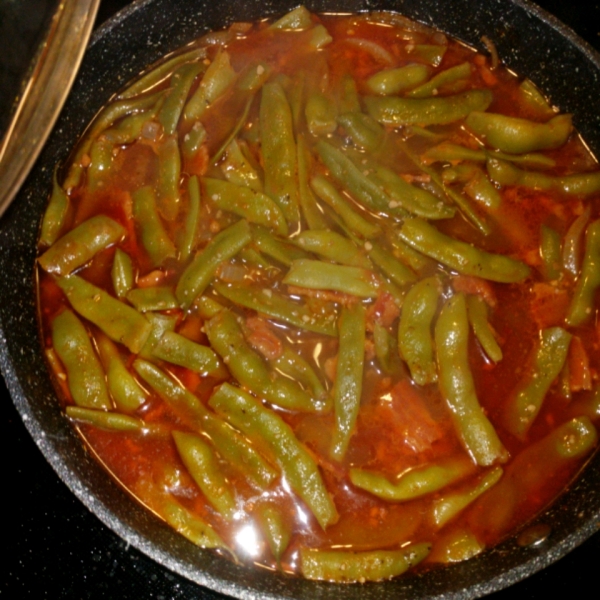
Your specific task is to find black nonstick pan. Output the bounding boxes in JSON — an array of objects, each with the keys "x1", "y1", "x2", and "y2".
[{"x1": 2, "y1": 1, "x2": 599, "y2": 598}]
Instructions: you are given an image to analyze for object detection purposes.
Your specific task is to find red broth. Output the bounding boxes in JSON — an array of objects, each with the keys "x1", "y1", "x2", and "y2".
[{"x1": 36, "y1": 7, "x2": 599, "y2": 582}]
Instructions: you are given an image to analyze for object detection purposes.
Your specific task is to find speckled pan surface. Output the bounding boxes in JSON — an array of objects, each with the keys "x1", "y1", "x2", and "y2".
[{"x1": 0, "y1": 1, "x2": 598, "y2": 598}]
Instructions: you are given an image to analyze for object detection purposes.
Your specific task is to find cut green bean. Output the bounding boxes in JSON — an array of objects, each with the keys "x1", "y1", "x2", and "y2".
[
  {"x1": 132, "y1": 186, "x2": 177, "y2": 267},
  {"x1": 330, "y1": 303, "x2": 366, "y2": 461},
  {"x1": 157, "y1": 135, "x2": 182, "y2": 221},
  {"x1": 209, "y1": 383, "x2": 339, "y2": 529},
  {"x1": 173, "y1": 431, "x2": 237, "y2": 520},
  {"x1": 566, "y1": 219, "x2": 600, "y2": 326},
  {"x1": 270, "y1": 5, "x2": 312, "y2": 30},
  {"x1": 271, "y1": 347, "x2": 327, "y2": 399},
  {"x1": 255, "y1": 503, "x2": 292, "y2": 562},
  {"x1": 126, "y1": 286, "x2": 178, "y2": 312},
  {"x1": 52, "y1": 309, "x2": 111, "y2": 410},
  {"x1": 337, "y1": 112, "x2": 385, "y2": 152},
  {"x1": 221, "y1": 139, "x2": 262, "y2": 192},
  {"x1": 251, "y1": 225, "x2": 311, "y2": 266},
  {"x1": 364, "y1": 89, "x2": 493, "y2": 126},
  {"x1": 305, "y1": 91, "x2": 337, "y2": 136},
  {"x1": 435, "y1": 294, "x2": 508, "y2": 465},
  {"x1": 398, "y1": 276, "x2": 440, "y2": 386},
  {"x1": 176, "y1": 219, "x2": 251, "y2": 310},
  {"x1": 39, "y1": 215, "x2": 125, "y2": 276},
  {"x1": 367, "y1": 63, "x2": 431, "y2": 95},
  {"x1": 39, "y1": 166, "x2": 70, "y2": 247},
  {"x1": 398, "y1": 218, "x2": 530, "y2": 283},
  {"x1": 350, "y1": 455, "x2": 477, "y2": 501},
  {"x1": 111, "y1": 248, "x2": 134, "y2": 298},
  {"x1": 297, "y1": 135, "x2": 329, "y2": 230},
  {"x1": 295, "y1": 230, "x2": 371, "y2": 268},
  {"x1": 66, "y1": 406, "x2": 144, "y2": 432},
  {"x1": 539, "y1": 224, "x2": 562, "y2": 281},
  {"x1": 562, "y1": 205, "x2": 591, "y2": 276},
  {"x1": 300, "y1": 542, "x2": 430, "y2": 582},
  {"x1": 466, "y1": 112, "x2": 572, "y2": 154},
  {"x1": 56, "y1": 275, "x2": 152, "y2": 354},
  {"x1": 407, "y1": 62, "x2": 471, "y2": 98},
  {"x1": 178, "y1": 175, "x2": 201, "y2": 262},
  {"x1": 466, "y1": 295, "x2": 502, "y2": 363}
]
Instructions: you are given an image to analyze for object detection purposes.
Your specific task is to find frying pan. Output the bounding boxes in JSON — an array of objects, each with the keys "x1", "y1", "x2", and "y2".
[{"x1": 1, "y1": 0, "x2": 599, "y2": 597}]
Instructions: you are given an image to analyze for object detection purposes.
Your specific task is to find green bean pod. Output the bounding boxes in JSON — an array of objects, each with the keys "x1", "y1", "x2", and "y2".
[
  {"x1": 299, "y1": 542, "x2": 430, "y2": 582},
  {"x1": 176, "y1": 219, "x2": 251, "y2": 310},
  {"x1": 213, "y1": 281, "x2": 338, "y2": 337},
  {"x1": 126, "y1": 286, "x2": 178, "y2": 312},
  {"x1": 350, "y1": 455, "x2": 477, "y2": 501},
  {"x1": 39, "y1": 166, "x2": 70, "y2": 247},
  {"x1": 173, "y1": 431, "x2": 237, "y2": 521},
  {"x1": 39, "y1": 215, "x2": 125, "y2": 276},
  {"x1": 398, "y1": 276, "x2": 441, "y2": 386},
  {"x1": 204, "y1": 177, "x2": 287, "y2": 236},
  {"x1": 178, "y1": 175, "x2": 202, "y2": 262},
  {"x1": 297, "y1": 135, "x2": 329, "y2": 230},
  {"x1": 96, "y1": 333, "x2": 146, "y2": 412},
  {"x1": 295, "y1": 230, "x2": 371, "y2": 268},
  {"x1": 66, "y1": 406, "x2": 145, "y2": 432},
  {"x1": 270, "y1": 5, "x2": 312, "y2": 29},
  {"x1": 221, "y1": 139, "x2": 263, "y2": 192},
  {"x1": 407, "y1": 62, "x2": 471, "y2": 98},
  {"x1": 271, "y1": 347, "x2": 327, "y2": 399},
  {"x1": 366, "y1": 63, "x2": 432, "y2": 95},
  {"x1": 132, "y1": 186, "x2": 177, "y2": 267},
  {"x1": 56, "y1": 275, "x2": 152, "y2": 354},
  {"x1": 255, "y1": 503, "x2": 292, "y2": 562},
  {"x1": 337, "y1": 112, "x2": 385, "y2": 152},
  {"x1": 260, "y1": 82, "x2": 300, "y2": 225},
  {"x1": 503, "y1": 327, "x2": 572, "y2": 439},
  {"x1": 157, "y1": 135, "x2": 182, "y2": 221},
  {"x1": 398, "y1": 218, "x2": 530, "y2": 283},
  {"x1": 466, "y1": 295, "x2": 502, "y2": 363},
  {"x1": 566, "y1": 219, "x2": 600, "y2": 326},
  {"x1": 52, "y1": 309, "x2": 111, "y2": 410},
  {"x1": 435, "y1": 294, "x2": 508, "y2": 466},
  {"x1": 284, "y1": 259, "x2": 380, "y2": 298},
  {"x1": 209, "y1": 383, "x2": 339, "y2": 529},
  {"x1": 330, "y1": 303, "x2": 366, "y2": 461},
  {"x1": 111, "y1": 248, "x2": 134, "y2": 298},
  {"x1": 364, "y1": 89, "x2": 493, "y2": 126},
  {"x1": 367, "y1": 240, "x2": 418, "y2": 287},
  {"x1": 539, "y1": 224, "x2": 562, "y2": 281},
  {"x1": 466, "y1": 112, "x2": 572, "y2": 154},
  {"x1": 305, "y1": 91, "x2": 337, "y2": 136}
]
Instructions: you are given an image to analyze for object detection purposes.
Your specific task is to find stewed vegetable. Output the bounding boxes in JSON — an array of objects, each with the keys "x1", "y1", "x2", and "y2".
[{"x1": 37, "y1": 6, "x2": 599, "y2": 583}]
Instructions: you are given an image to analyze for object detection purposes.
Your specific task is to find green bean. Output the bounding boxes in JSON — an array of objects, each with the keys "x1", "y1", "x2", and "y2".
[
  {"x1": 176, "y1": 219, "x2": 251, "y2": 310},
  {"x1": 337, "y1": 112, "x2": 384, "y2": 153},
  {"x1": 398, "y1": 218, "x2": 530, "y2": 283},
  {"x1": 270, "y1": 5, "x2": 312, "y2": 29},
  {"x1": 398, "y1": 277, "x2": 440, "y2": 386},
  {"x1": 173, "y1": 431, "x2": 237, "y2": 520},
  {"x1": 466, "y1": 112, "x2": 572, "y2": 154},
  {"x1": 364, "y1": 89, "x2": 493, "y2": 126},
  {"x1": 39, "y1": 166, "x2": 70, "y2": 247},
  {"x1": 38, "y1": 215, "x2": 125, "y2": 276},
  {"x1": 213, "y1": 281, "x2": 338, "y2": 336},
  {"x1": 429, "y1": 530, "x2": 484, "y2": 564},
  {"x1": 487, "y1": 158, "x2": 600, "y2": 196},
  {"x1": 562, "y1": 205, "x2": 591, "y2": 276},
  {"x1": 206, "y1": 310, "x2": 326, "y2": 412},
  {"x1": 308, "y1": 23, "x2": 333, "y2": 49},
  {"x1": 96, "y1": 333, "x2": 146, "y2": 412},
  {"x1": 503, "y1": 327, "x2": 572, "y2": 439},
  {"x1": 373, "y1": 164, "x2": 456, "y2": 219},
  {"x1": 138, "y1": 312, "x2": 177, "y2": 359},
  {"x1": 157, "y1": 135, "x2": 182, "y2": 221},
  {"x1": 126, "y1": 286, "x2": 178, "y2": 312},
  {"x1": 260, "y1": 82, "x2": 300, "y2": 225},
  {"x1": 386, "y1": 227, "x2": 436, "y2": 273},
  {"x1": 209, "y1": 383, "x2": 339, "y2": 529},
  {"x1": 295, "y1": 230, "x2": 371, "y2": 268},
  {"x1": 196, "y1": 295, "x2": 225, "y2": 319},
  {"x1": 119, "y1": 47, "x2": 207, "y2": 99},
  {"x1": 366, "y1": 64, "x2": 431, "y2": 95},
  {"x1": 183, "y1": 50, "x2": 236, "y2": 123},
  {"x1": 299, "y1": 542, "x2": 430, "y2": 582},
  {"x1": 204, "y1": 178, "x2": 287, "y2": 236},
  {"x1": 66, "y1": 406, "x2": 145, "y2": 432},
  {"x1": 432, "y1": 466, "x2": 503, "y2": 528},
  {"x1": 52, "y1": 309, "x2": 111, "y2": 410},
  {"x1": 56, "y1": 275, "x2": 152, "y2": 354},
  {"x1": 297, "y1": 136, "x2": 329, "y2": 230},
  {"x1": 305, "y1": 91, "x2": 337, "y2": 136},
  {"x1": 151, "y1": 329, "x2": 226, "y2": 377},
  {"x1": 330, "y1": 303, "x2": 366, "y2": 461},
  {"x1": 284, "y1": 259, "x2": 380, "y2": 299},
  {"x1": 271, "y1": 347, "x2": 327, "y2": 399},
  {"x1": 102, "y1": 106, "x2": 159, "y2": 145},
  {"x1": 350, "y1": 455, "x2": 477, "y2": 501},
  {"x1": 237, "y1": 61, "x2": 272, "y2": 93},
  {"x1": 178, "y1": 176, "x2": 201, "y2": 262},
  {"x1": 86, "y1": 137, "x2": 112, "y2": 188},
  {"x1": 162, "y1": 497, "x2": 228, "y2": 549},
  {"x1": 250, "y1": 225, "x2": 309, "y2": 266},
  {"x1": 182, "y1": 121, "x2": 207, "y2": 167},
  {"x1": 255, "y1": 503, "x2": 292, "y2": 562},
  {"x1": 310, "y1": 175, "x2": 380, "y2": 239},
  {"x1": 466, "y1": 295, "x2": 502, "y2": 363},
  {"x1": 566, "y1": 219, "x2": 600, "y2": 326},
  {"x1": 134, "y1": 359, "x2": 277, "y2": 488},
  {"x1": 111, "y1": 248, "x2": 134, "y2": 298},
  {"x1": 435, "y1": 294, "x2": 508, "y2": 466},
  {"x1": 221, "y1": 139, "x2": 262, "y2": 193},
  {"x1": 158, "y1": 62, "x2": 205, "y2": 135},
  {"x1": 132, "y1": 186, "x2": 177, "y2": 267},
  {"x1": 443, "y1": 163, "x2": 501, "y2": 210},
  {"x1": 315, "y1": 141, "x2": 398, "y2": 216},
  {"x1": 411, "y1": 44, "x2": 446, "y2": 66},
  {"x1": 209, "y1": 94, "x2": 255, "y2": 165},
  {"x1": 539, "y1": 224, "x2": 562, "y2": 281},
  {"x1": 407, "y1": 62, "x2": 471, "y2": 98},
  {"x1": 367, "y1": 240, "x2": 418, "y2": 287}
]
